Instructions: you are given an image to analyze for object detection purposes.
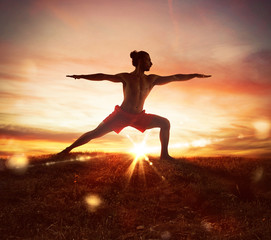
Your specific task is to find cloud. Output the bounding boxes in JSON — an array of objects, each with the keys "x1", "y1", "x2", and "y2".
[
  {"x1": 211, "y1": 136, "x2": 271, "y2": 158},
  {"x1": 243, "y1": 49, "x2": 271, "y2": 84},
  {"x1": 0, "y1": 124, "x2": 77, "y2": 142},
  {"x1": 0, "y1": 73, "x2": 27, "y2": 82},
  {"x1": 0, "y1": 124, "x2": 127, "y2": 144},
  {"x1": 207, "y1": 122, "x2": 271, "y2": 158},
  {"x1": 0, "y1": 91, "x2": 44, "y2": 101},
  {"x1": 182, "y1": 49, "x2": 271, "y2": 96}
]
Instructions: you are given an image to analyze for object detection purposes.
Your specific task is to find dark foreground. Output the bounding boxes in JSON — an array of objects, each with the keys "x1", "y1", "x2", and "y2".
[{"x1": 0, "y1": 153, "x2": 271, "y2": 240}]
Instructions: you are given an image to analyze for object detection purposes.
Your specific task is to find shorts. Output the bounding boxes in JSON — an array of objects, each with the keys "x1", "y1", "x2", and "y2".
[{"x1": 102, "y1": 105, "x2": 155, "y2": 134}]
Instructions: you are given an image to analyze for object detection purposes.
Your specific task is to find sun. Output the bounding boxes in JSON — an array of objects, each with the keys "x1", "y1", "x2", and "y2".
[
  {"x1": 125, "y1": 133, "x2": 154, "y2": 164},
  {"x1": 130, "y1": 142, "x2": 150, "y2": 162},
  {"x1": 125, "y1": 133, "x2": 155, "y2": 183}
]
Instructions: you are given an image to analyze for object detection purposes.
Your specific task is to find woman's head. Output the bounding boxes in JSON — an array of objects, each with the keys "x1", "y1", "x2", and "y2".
[{"x1": 130, "y1": 50, "x2": 152, "y2": 71}]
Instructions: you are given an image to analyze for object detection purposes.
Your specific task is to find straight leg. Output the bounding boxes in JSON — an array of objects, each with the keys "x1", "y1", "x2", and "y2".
[
  {"x1": 146, "y1": 115, "x2": 174, "y2": 160},
  {"x1": 58, "y1": 121, "x2": 113, "y2": 155}
]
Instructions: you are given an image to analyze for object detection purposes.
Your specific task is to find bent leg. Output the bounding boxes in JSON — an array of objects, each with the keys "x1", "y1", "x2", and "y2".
[
  {"x1": 146, "y1": 115, "x2": 173, "y2": 160},
  {"x1": 59, "y1": 121, "x2": 114, "y2": 155}
]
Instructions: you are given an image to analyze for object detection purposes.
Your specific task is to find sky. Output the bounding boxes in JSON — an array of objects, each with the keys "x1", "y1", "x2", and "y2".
[{"x1": 0, "y1": 0, "x2": 271, "y2": 159}]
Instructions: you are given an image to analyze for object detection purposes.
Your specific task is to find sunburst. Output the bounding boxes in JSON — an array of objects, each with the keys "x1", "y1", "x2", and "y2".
[{"x1": 125, "y1": 133, "x2": 156, "y2": 184}]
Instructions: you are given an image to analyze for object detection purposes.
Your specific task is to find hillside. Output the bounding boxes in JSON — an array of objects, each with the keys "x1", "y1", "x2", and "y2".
[{"x1": 0, "y1": 153, "x2": 270, "y2": 240}]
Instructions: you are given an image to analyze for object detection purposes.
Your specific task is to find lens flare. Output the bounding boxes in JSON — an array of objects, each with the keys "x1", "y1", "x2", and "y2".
[
  {"x1": 130, "y1": 142, "x2": 150, "y2": 162},
  {"x1": 85, "y1": 194, "x2": 102, "y2": 212},
  {"x1": 76, "y1": 155, "x2": 88, "y2": 162},
  {"x1": 253, "y1": 120, "x2": 270, "y2": 139},
  {"x1": 125, "y1": 133, "x2": 157, "y2": 183},
  {"x1": 191, "y1": 139, "x2": 211, "y2": 147},
  {"x1": 161, "y1": 231, "x2": 172, "y2": 240},
  {"x1": 6, "y1": 153, "x2": 29, "y2": 173},
  {"x1": 126, "y1": 133, "x2": 151, "y2": 162},
  {"x1": 252, "y1": 167, "x2": 264, "y2": 183},
  {"x1": 201, "y1": 220, "x2": 213, "y2": 232}
]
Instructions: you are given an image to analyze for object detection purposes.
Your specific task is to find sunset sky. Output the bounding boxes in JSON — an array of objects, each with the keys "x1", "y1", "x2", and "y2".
[{"x1": 1, "y1": 0, "x2": 271, "y2": 159}]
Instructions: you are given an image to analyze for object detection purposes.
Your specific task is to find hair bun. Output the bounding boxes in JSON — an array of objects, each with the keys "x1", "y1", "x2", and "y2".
[{"x1": 130, "y1": 50, "x2": 138, "y2": 59}]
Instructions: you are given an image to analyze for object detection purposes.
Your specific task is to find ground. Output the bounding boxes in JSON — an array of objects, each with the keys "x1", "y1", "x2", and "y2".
[{"x1": 0, "y1": 152, "x2": 271, "y2": 240}]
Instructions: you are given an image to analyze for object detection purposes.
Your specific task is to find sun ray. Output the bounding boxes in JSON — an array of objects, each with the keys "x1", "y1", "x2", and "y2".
[
  {"x1": 125, "y1": 132, "x2": 166, "y2": 184},
  {"x1": 125, "y1": 133, "x2": 151, "y2": 183}
]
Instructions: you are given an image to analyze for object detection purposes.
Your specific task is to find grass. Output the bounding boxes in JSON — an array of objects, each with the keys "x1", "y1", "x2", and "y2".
[{"x1": 0, "y1": 152, "x2": 270, "y2": 240}]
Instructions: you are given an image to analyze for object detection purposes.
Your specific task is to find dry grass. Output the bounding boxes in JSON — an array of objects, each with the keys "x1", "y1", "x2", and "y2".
[{"x1": 0, "y1": 152, "x2": 270, "y2": 239}]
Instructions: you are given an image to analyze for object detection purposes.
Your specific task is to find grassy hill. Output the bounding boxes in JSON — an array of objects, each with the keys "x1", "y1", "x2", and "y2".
[{"x1": 0, "y1": 153, "x2": 270, "y2": 239}]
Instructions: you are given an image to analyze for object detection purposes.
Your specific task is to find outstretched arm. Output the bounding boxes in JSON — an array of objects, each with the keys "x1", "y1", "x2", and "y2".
[
  {"x1": 151, "y1": 73, "x2": 211, "y2": 85},
  {"x1": 66, "y1": 73, "x2": 125, "y2": 83}
]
